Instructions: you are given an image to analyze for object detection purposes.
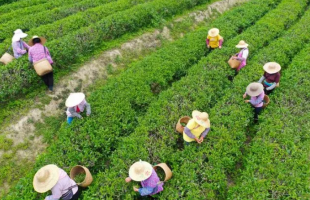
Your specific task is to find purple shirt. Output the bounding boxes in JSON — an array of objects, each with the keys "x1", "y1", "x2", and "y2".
[
  {"x1": 245, "y1": 91, "x2": 265, "y2": 108},
  {"x1": 12, "y1": 40, "x2": 29, "y2": 58},
  {"x1": 138, "y1": 169, "x2": 163, "y2": 196},
  {"x1": 28, "y1": 43, "x2": 53, "y2": 64}
]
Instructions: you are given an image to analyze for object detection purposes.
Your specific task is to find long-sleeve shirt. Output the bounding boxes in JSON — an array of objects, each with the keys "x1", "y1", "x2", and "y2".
[
  {"x1": 258, "y1": 72, "x2": 280, "y2": 90},
  {"x1": 138, "y1": 169, "x2": 163, "y2": 196},
  {"x1": 206, "y1": 35, "x2": 223, "y2": 48},
  {"x1": 245, "y1": 91, "x2": 265, "y2": 108},
  {"x1": 12, "y1": 40, "x2": 29, "y2": 58},
  {"x1": 236, "y1": 48, "x2": 249, "y2": 61},
  {"x1": 66, "y1": 99, "x2": 91, "y2": 118},
  {"x1": 183, "y1": 119, "x2": 210, "y2": 142},
  {"x1": 45, "y1": 168, "x2": 78, "y2": 200},
  {"x1": 28, "y1": 43, "x2": 53, "y2": 64}
]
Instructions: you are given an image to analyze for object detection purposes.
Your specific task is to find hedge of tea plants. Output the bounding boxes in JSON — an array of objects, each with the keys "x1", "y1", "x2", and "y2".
[
  {"x1": 0, "y1": 0, "x2": 48, "y2": 13},
  {"x1": 83, "y1": 0, "x2": 310, "y2": 199},
  {"x1": 227, "y1": 35, "x2": 310, "y2": 200},
  {"x1": 0, "y1": 0, "x2": 213, "y2": 102}
]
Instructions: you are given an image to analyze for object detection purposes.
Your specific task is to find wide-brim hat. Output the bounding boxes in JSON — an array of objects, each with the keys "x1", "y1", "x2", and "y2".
[
  {"x1": 129, "y1": 160, "x2": 153, "y2": 181},
  {"x1": 12, "y1": 29, "x2": 28, "y2": 42},
  {"x1": 65, "y1": 93, "x2": 85, "y2": 107},
  {"x1": 192, "y1": 110, "x2": 210, "y2": 128},
  {"x1": 33, "y1": 164, "x2": 59, "y2": 193},
  {"x1": 246, "y1": 83, "x2": 264, "y2": 97},
  {"x1": 236, "y1": 40, "x2": 249, "y2": 48},
  {"x1": 28, "y1": 35, "x2": 47, "y2": 46},
  {"x1": 208, "y1": 28, "x2": 219, "y2": 37},
  {"x1": 263, "y1": 62, "x2": 281, "y2": 74}
]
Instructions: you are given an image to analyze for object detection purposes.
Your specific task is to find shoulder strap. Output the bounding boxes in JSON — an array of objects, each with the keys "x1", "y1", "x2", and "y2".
[{"x1": 43, "y1": 46, "x2": 47, "y2": 58}]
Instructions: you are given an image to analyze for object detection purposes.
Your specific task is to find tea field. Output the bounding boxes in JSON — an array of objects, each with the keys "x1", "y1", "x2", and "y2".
[{"x1": 1, "y1": 0, "x2": 310, "y2": 199}]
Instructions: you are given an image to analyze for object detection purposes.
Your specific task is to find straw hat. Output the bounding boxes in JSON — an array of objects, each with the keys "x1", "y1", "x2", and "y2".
[
  {"x1": 12, "y1": 29, "x2": 28, "y2": 42},
  {"x1": 28, "y1": 35, "x2": 47, "y2": 46},
  {"x1": 33, "y1": 164, "x2": 60, "y2": 193},
  {"x1": 208, "y1": 28, "x2": 219, "y2": 37},
  {"x1": 65, "y1": 93, "x2": 85, "y2": 107},
  {"x1": 236, "y1": 40, "x2": 249, "y2": 48},
  {"x1": 129, "y1": 160, "x2": 153, "y2": 181},
  {"x1": 246, "y1": 83, "x2": 264, "y2": 96},
  {"x1": 192, "y1": 110, "x2": 210, "y2": 128},
  {"x1": 263, "y1": 62, "x2": 281, "y2": 74}
]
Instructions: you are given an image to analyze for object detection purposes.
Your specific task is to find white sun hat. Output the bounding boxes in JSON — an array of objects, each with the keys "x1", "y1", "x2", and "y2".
[
  {"x1": 12, "y1": 29, "x2": 28, "y2": 42},
  {"x1": 129, "y1": 160, "x2": 153, "y2": 181},
  {"x1": 263, "y1": 62, "x2": 281, "y2": 74},
  {"x1": 33, "y1": 164, "x2": 60, "y2": 193},
  {"x1": 246, "y1": 83, "x2": 264, "y2": 97},
  {"x1": 65, "y1": 93, "x2": 85, "y2": 108}
]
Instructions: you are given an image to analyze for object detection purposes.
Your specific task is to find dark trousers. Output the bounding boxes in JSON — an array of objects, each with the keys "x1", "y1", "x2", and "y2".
[
  {"x1": 71, "y1": 187, "x2": 82, "y2": 200},
  {"x1": 264, "y1": 88, "x2": 274, "y2": 95},
  {"x1": 41, "y1": 71, "x2": 54, "y2": 90},
  {"x1": 253, "y1": 106, "x2": 263, "y2": 120}
]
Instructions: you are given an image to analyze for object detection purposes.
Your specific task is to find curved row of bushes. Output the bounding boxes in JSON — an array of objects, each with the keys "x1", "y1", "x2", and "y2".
[
  {"x1": 0, "y1": 0, "x2": 48, "y2": 14},
  {"x1": 0, "y1": 0, "x2": 85, "y2": 24},
  {"x1": 226, "y1": 24, "x2": 310, "y2": 200},
  {"x1": 82, "y1": 0, "x2": 310, "y2": 199},
  {"x1": 2, "y1": 0, "x2": 279, "y2": 199},
  {"x1": 0, "y1": 0, "x2": 114, "y2": 42},
  {"x1": 0, "y1": 0, "x2": 213, "y2": 101}
]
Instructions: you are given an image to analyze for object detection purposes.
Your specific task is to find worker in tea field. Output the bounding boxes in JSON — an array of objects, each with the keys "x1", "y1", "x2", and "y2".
[
  {"x1": 12, "y1": 29, "x2": 30, "y2": 58},
  {"x1": 33, "y1": 164, "x2": 81, "y2": 200},
  {"x1": 258, "y1": 62, "x2": 281, "y2": 95},
  {"x1": 243, "y1": 82, "x2": 265, "y2": 123},
  {"x1": 233, "y1": 40, "x2": 249, "y2": 72},
  {"x1": 125, "y1": 160, "x2": 164, "y2": 196},
  {"x1": 28, "y1": 36, "x2": 54, "y2": 92},
  {"x1": 206, "y1": 28, "x2": 223, "y2": 50},
  {"x1": 66, "y1": 93, "x2": 91, "y2": 124},
  {"x1": 183, "y1": 110, "x2": 210, "y2": 144}
]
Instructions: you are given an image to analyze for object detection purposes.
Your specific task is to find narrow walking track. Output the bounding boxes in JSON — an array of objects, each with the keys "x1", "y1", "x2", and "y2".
[{"x1": 0, "y1": 0, "x2": 248, "y2": 195}]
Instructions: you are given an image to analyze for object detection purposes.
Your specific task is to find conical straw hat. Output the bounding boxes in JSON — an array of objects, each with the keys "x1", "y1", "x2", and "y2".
[
  {"x1": 208, "y1": 28, "x2": 219, "y2": 37},
  {"x1": 246, "y1": 83, "x2": 264, "y2": 96},
  {"x1": 33, "y1": 164, "x2": 59, "y2": 193},
  {"x1": 263, "y1": 62, "x2": 281, "y2": 74},
  {"x1": 192, "y1": 110, "x2": 210, "y2": 128},
  {"x1": 28, "y1": 35, "x2": 47, "y2": 46},
  {"x1": 236, "y1": 40, "x2": 249, "y2": 48},
  {"x1": 65, "y1": 93, "x2": 85, "y2": 107},
  {"x1": 129, "y1": 160, "x2": 153, "y2": 181}
]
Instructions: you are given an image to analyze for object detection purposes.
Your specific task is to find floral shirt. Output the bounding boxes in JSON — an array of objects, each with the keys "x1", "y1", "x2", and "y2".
[
  {"x1": 28, "y1": 43, "x2": 53, "y2": 64},
  {"x1": 138, "y1": 169, "x2": 163, "y2": 196}
]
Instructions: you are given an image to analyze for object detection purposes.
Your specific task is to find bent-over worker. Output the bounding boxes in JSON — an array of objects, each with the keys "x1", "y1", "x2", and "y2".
[
  {"x1": 258, "y1": 62, "x2": 281, "y2": 95},
  {"x1": 233, "y1": 40, "x2": 249, "y2": 72},
  {"x1": 12, "y1": 29, "x2": 29, "y2": 58},
  {"x1": 243, "y1": 82, "x2": 265, "y2": 123},
  {"x1": 66, "y1": 93, "x2": 91, "y2": 124},
  {"x1": 33, "y1": 164, "x2": 81, "y2": 200},
  {"x1": 125, "y1": 160, "x2": 163, "y2": 196},
  {"x1": 183, "y1": 110, "x2": 210, "y2": 144},
  {"x1": 206, "y1": 28, "x2": 223, "y2": 50}
]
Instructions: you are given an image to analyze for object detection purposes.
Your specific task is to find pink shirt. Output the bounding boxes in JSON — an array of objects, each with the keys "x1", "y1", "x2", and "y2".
[
  {"x1": 28, "y1": 43, "x2": 53, "y2": 64},
  {"x1": 45, "y1": 168, "x2": 78, "y2": 200}
]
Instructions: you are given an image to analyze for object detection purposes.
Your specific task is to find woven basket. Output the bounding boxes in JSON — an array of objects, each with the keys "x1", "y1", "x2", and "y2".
[
  {"x1": 0, "y1": 53, "x2": 14, "y2": 65},
  {"x1": 263, "y1": 95, "x2": 270, "y2": 108},
  {"x1": 70, "y1": 165, "x2": 93, "y2": 187},
  {"x1": 228, "y1": 56, "x2": 241, "y2": 69},
  {"x1": 33, "y1": 58, "x2": 53, "y2": 76},
  {"x1": 176, "y1": 116, "x2": 191, "y2": 133},
  {"x1": 153, "y1": 163, "x2": 172, "y2": 182}
]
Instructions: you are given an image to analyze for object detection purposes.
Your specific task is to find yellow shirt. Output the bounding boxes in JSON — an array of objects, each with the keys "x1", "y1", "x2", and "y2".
[
  {"x1": 183, "y1": 119, "x2": 206, "y2": 142},
  {"x1": 207, "y1": 35, "x2": 222, "y2": 48}
]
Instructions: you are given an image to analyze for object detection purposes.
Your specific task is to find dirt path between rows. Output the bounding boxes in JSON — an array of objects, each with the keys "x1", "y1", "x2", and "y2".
[{"x1": 0, "y1": 0, "x2": 248, "y2": 195}]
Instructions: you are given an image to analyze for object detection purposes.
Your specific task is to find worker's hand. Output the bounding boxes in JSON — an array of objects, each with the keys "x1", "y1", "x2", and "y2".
[
  {"x1": 207, "y1": 45, "x2": 210, "y2": 48},
  {"x1": 194, "y1": 137, "x2": 199, "y2": 143},
  {"x1": 125, "y1": 177, "x2": 132, "y2": 183},
  {"x1": 199, "y1": 136, "x2": 204, "y2": 143},
  {"x1": 133, "y1": 187, "x2": 139, "y2": 192},
  {"x1": 87, "y1": 114, "x2": 90, "y2": 116},
  {"x1": 243, "y1": 94, "x2": 247, "y2": 99},
  {"x1": 219, "y1": 46, "x2": 222, "y2": 49},
  {"x1": 244, "y1": 100, "x2": 250, "y2": 103}
]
